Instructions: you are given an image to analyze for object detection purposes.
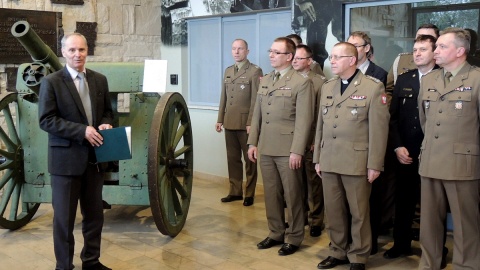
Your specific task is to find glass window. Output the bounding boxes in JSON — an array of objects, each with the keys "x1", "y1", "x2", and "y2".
[{"x1": 346, "y1": 0, "x2": 480, "y2": 71}]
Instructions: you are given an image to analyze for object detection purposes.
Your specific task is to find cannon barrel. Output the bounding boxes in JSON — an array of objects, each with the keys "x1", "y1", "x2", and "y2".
[{"x1": 11, "y1": 20, "x2": 63, "y2": 71}]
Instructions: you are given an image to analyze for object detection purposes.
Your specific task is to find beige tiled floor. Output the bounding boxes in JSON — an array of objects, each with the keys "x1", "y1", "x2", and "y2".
[{"x1": 0, "y1": 178, "x2": 453, "y2": 270}]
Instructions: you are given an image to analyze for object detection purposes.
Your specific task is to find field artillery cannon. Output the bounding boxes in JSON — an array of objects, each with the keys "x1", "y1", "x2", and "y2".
[{"x1": 0, "y1": 21, "x2": 193, "y2": 237}]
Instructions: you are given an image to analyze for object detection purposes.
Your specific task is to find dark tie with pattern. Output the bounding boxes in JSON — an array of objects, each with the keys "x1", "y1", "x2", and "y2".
[{"x1": 77, "y1": 72, "x2": 92, "y2": 125}]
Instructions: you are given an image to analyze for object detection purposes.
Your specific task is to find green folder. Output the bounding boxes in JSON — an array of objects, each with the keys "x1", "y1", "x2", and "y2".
[{"x1": 94, "y1": 126, "x2": 132, "y2": 163}]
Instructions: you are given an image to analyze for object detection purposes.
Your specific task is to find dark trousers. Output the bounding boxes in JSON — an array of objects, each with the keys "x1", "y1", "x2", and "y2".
[
  {"x1": 392, "y1": 159, "x2": 420, "y2": 249},
  {"x1": 369, "y1": 150, "x2": 395, "y2": 249},
  {"x1": 52, "y1": 164, "x2": 104, "y2": 270},
  {"x1": 225, "y1": 129, "x2": 257, "y2": 197}
]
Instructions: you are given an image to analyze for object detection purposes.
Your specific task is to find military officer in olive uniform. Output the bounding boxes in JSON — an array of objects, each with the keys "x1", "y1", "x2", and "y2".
[
  {"x1": 418, "y1": 28, "x2": 480, "y2": 270},
  {"x1": 314, "y1": 42, "x2": 389, "y2": 270},
  {"x1": 216, "y1": 39, "x2": 263, "y2": 206},
  {"x1": 292, "y1": 44, "x2": 327, "y2": 237},
  {"x1": 248, "y1": 37, "x2": 314, "y2": 256},
  {"x1": 287, "y1": 34, "x2": 326, "y2": 77}
]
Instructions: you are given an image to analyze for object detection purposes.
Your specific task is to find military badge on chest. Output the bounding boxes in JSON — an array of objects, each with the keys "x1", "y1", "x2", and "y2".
[{"x1": 455, "y1": 101, "x2": 463, "y2": 110}]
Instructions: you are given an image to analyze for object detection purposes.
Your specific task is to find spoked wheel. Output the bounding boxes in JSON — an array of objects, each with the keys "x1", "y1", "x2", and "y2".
[
  {"x1": 148, "y1": 92, "x2": 193, "y2": 237},
  {"x1": 0, "y1": 92, "x2": 40, "y2": 229}
]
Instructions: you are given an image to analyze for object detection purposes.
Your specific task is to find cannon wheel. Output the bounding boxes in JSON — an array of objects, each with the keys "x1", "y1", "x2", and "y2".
[
  {"x1": 0, "y1": 92, "x2": 40, "y2": 229},
  {"x1": 148, "y1": 92, "x2": 193, "y2": 237}
]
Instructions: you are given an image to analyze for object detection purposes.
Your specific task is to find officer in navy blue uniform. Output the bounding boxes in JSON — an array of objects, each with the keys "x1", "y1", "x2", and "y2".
[{"x1": 386, "y1": 34, "x2": 439, "y2": 260}]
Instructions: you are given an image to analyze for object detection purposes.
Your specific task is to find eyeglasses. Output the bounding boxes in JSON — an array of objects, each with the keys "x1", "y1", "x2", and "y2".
[
  {"x1": 354, "y1": 44, "x2": 368, "y2": 48},
  {"x1": 268, "y1": 49, "x2": 291, "y2": 55},
  {"x1": 293, "y1": 56, "x2": 311, "y2": 61},
  {"x1": 328, "y1": 55, "x2": 354, "y2": 61}
]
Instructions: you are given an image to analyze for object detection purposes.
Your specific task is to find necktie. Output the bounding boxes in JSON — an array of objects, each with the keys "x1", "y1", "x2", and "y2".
[
  {"x1": 445, "y1": 72, "x2": 452, "y2": 86},
  {"x1": 234, "y1": 65, "x2": 239, "y2": 75},
  {"x1": 273, "y1": 72, "x2": 280, "y2": 83},
  {"x1": 77, "y1": 72, "x2": 93, "y2": 126}
]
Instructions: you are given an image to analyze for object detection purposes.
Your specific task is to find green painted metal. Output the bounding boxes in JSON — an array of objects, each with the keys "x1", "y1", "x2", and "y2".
[
  {"x1": 2, "y1": 21, "x2": 193, "y2": 236},
  {"x1": 0, "y1": 92, "x2": 40, "y2": 229}
]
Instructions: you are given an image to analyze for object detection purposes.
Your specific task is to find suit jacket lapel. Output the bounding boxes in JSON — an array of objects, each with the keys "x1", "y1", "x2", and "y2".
[{"x1": 86, "y1": 69, "x2": 97, "y2": 125}]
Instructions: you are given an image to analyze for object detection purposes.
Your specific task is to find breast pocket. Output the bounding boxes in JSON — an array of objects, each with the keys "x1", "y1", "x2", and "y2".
[
  {"x1": 345, "y1": 100, "x2": 367, "y2": 120},
  {"x1": 274, "y1": 89, "x2": 292, "y2": 108},
  {"x1": 235, "y1": 80, "x2": 251, "y2": 96},
  {"x1": 320, "y1": 99, "x2": 334, "y2": 119},
  {"x1": 399, "y1": 89, "x2": 414, "y2": 105},
  {"x1": 447, "y1": 91, "x2": 471, "y2": 117}
]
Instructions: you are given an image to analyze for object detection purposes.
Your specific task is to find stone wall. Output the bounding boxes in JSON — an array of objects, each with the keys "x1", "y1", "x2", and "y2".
[{"x1": 0, "y1": 0, "x2": 163, "y2": 94}]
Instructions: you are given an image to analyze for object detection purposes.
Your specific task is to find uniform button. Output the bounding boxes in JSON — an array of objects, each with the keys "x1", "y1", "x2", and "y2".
[
  {"x1": 436, "y1": 122, "x2": 440, "y2": 126},
  {"x1": 230, "y1": 102, "x2": 233, "y2": 105},
  {"x1": 439, "y1": 109, "x2": 442, "y2": 113},
  {"x1": 333, "y1": 136, "x2": 336, "y2": 139},
  {"x1": 337, "y1": 105, "x2": 341, "y2": 108},
  {"x1": 335, "y1": 115, "x2": 338, "y2": 118},
  {"x1": 414, "y1": 127, "x2": 417, "y2": 129},
  {"x1": 267, "y1": 112, "x2": 270, "y2": 115},
  {"x1": 441, "y1": 97, "x2": 445, "y2": 101},
  {"x1": 414, "y1": 117, "x2": 417, "y2": 119},
  {"x1": 266, "y1": 121, "x2": 269, "y2": 124},
  {"x1": 269, "y1": 93, "x2": 273, "y2": 96},
  {"x1": 467, "y1": 149, "x2": 471, "y2": 153},
  {"x1": 435, "y1": 135, "x2": 439, "y2": 139},
  {"x1": 333, "y1": 124, "x2": 337, "y2": 128},
  {"x1": 268, "y1": 102, "x2": 271, "y2": 105}
]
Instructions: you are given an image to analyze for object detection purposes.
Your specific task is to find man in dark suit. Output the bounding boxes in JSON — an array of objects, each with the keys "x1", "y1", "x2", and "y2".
[
  {"x1": 385, "y1": 34, "x2": 438, "y2": 259},
  {"x1": 347, "y1": 31, "x2": 387, "y2": 87},
  {"x1": 347, "y1": 31, "x2": 390, "y2": 255},
  {"x1": 38, "y1": 33, "x2": 113, "y2": 270}
]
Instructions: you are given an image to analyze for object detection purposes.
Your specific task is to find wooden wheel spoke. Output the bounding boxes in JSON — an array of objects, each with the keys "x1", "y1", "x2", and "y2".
[
  {"x1": 0, "y1": 125, "x2": 17, "y2": 152},
  {"x1": 0, "y1": 159, "x2": 13, "y2": 171},
  {"x1": 0, "y1": 169, "x2": 13, "y2": 190},
  {"x1": 172, "y1": 175, "x2": 188, "y2": 199},
  {"x1": 174, "y1": 145, "x2": 192, "y2": 159},
  {"x1": 169, "y1": 108, "x2": 183, "y2": 148},
  {"x1": 172, "y1": 122, "x2": 189, "y2": 151},
  {"x1": 2, "y1": 104, "x2": 20, "y2": 145},
  {"x1": 171, "y1": 179, "x2": 183, "y2": 216},
  {"x1": 9, "y1": 182, "x2": 21, "y2": 220},
  {"x1": 0, "y1": 148, "x2": 14, "y2": 158},
  {"x1": 0, "y1": 177, "x2": 16, "y2": 216}
]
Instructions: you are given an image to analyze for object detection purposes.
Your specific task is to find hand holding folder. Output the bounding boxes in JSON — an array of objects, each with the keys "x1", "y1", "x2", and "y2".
[{"x1": 94, "y1": 126, "x2": 132, "y2": 163}]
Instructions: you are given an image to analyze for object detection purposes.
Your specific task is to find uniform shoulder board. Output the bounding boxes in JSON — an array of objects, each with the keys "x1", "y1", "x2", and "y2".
[
  {"x1": 253, "y1": 65, "x2": 260, "y2": 69},
  {"x1": 365, "y1": 75, "x2": 381, "y2": 83},
  {"x1": 324, "y1": 77, "x2": 338, "y2": 84},
  {"x1": 228, "y1": 64, "x2": 235, "y2": 68},
  {"x1": 399, "y1": 69, "x2": 414, "y2": 76},
  {"x1": 300, "y1": 73, "x2": 309, "y2": 78},
  {"x1": 399, "y1": 52, "x2": 413, "y2": 56}
]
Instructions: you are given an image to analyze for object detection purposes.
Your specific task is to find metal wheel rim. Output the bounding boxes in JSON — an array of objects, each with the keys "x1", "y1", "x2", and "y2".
[
  {"x1": 0, "y1": 92, "x2": 40, "y2": 229},
  {"x1": 148, "y1": 92, "x2": 193, "y2": 237}
]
